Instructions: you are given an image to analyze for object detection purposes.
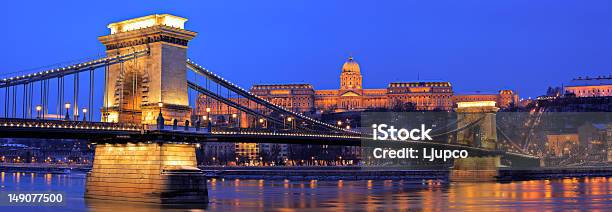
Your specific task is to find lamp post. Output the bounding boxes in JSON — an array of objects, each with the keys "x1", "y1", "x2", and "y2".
[
  {"x1": 82, "y1": 108, "x2": 88, "y2": 122},
  {"x1": 281, "y1": 114, "x2": 285, "y2": 128},
  {"x1": 157, "y1": 102, "x2": 164, "y2": 129},
  {"x1": 35, "y1": 105, "x2": 42, "y2": 119},
  {"x1": 337, "y1": 120, "x2": 343, "y2": 127},
  {"x1": 259, "y1": 118, "x2": 265, "y2": 128},
  {"x1": 287, "y1": 117, "x2": 293, "y2": 129},
  {"x1": 64, "y1": 103, "x2": 71, "y2": 121},
  {"x1": 206, "y1": 107, "x2": 211, "y2": 129},
  {"x1": 231, "y1": 113, "x2": 237, "y2": 127}
]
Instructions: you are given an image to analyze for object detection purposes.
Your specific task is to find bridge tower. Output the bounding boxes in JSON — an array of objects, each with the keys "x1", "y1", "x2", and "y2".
[
  {"x1": 452, "y1": 101, "x2": 500, "y2": 181},
  {"x1": 455, "y1": 101, "x2": 499, "y2": 149},
  {"x1": 86, "y1": 14, "x2": 207, "y2": 204},
  {"x1": 99, "y1": 14, "x2": 196, "y2": 125}
]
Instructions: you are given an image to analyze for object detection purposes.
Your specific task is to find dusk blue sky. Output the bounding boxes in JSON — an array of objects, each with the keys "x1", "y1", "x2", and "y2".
[{"x1": 2, "y1": 0, "x2": 612, "y2": 99}]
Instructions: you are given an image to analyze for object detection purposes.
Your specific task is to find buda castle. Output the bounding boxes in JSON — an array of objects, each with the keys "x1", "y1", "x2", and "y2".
[{"x1": 250, "y1": 56, "x2": 518, "y2": 113}]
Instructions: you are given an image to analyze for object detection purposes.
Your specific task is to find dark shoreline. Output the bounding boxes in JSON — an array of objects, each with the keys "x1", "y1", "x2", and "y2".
[{"x1": 1, "y1": 164, "x2": 611, "y2": 181}]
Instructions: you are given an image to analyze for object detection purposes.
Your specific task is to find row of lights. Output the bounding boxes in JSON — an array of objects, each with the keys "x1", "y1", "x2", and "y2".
[
  {"x1": 186, "y1": 59, "x2": 359, "y2": 135},
  {"x1": 1, "y1": 50, "x2": 148, "y2": 83},
  {"x1": 210, "y1": 130, "x2": 360, "y2": 139},
  {"x1": 1, "y1": 122, "x2": 140, "y2": 131},
  {"x1": 8, "y1": 122, "x2": 139, "y2": 131}
]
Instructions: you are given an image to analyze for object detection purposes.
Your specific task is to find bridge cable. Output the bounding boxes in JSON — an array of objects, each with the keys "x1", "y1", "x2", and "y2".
[
  {"x1": 74, "y1": 72, "x2": 79, "y2": 120},
  {"x1": 103, "y1": 62, "x2": 109, "y2": 122},
  {"x1": 187, "y1": 60, "x2": 358, "y2": 135},
  {"x1": 89, "y1": 67, "x2": 94, "y2": 122},
  {"x1": 12, "y1": 85, "x2": 16, "y2": 118}
]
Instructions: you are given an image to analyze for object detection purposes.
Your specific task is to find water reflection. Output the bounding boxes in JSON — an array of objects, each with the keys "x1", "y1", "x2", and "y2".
[
  {"x1": 208, "y1": 177, "x2": 611, "y2": 211},
  {"x1": 0, "y1": 171, "x2": 610, "y2": 211}
]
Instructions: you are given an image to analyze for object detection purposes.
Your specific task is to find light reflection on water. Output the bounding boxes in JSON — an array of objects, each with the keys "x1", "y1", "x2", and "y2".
[{"x1": 0, "y1": 171, "x2": 610, "y2": 211}]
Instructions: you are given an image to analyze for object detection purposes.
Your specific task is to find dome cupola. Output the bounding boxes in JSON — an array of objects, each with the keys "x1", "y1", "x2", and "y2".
[
  {"x1": 342, "y1": 56, "x2": 360, "y2": 74},
  {"x1": 340, "y1": 55, "x2": 363, "y2": 91}
]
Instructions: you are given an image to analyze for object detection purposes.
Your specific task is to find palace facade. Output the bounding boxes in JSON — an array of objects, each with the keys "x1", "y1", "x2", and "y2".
[
  {"x1": 564, "y1": 76, "x2": 612, "y2": 97},
  {"x1": 250, "y1": 56, "x2": 517, "y2": 113}
]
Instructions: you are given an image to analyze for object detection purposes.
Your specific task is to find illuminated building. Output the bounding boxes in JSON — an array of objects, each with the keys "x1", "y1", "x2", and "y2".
[
  {"x1": 577, "y1": 123, "x2": 609, "y2": 162},
  {"x1": 546, "y1": 133, "x2": 579, "y2": 157},
  {"x1": 250, "y1": 84, "x2": 315, "y2": 113},
  {"x1": 235, "y1": 143, "x2": 259, "y2": 162},
  {"x1": 453, "y1": 90, "x2": 519, "y2": 109},
  {"x1": 564, "y1": 76, "x2": 612, "y2": 97},
  {"x1": 250, "y1": 56, "x2": 459, "y2": 112},
  {"x1": 198, "y1": 56, "x2": 518, "y2": 115},
  {"x1": 387, "y1": 81, "x2": 453, "y2": 110}
]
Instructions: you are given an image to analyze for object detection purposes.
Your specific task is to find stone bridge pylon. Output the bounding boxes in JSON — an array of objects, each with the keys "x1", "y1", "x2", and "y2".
[{"x1": 85, "y1": 14, "x2": 207, "y2": 204}]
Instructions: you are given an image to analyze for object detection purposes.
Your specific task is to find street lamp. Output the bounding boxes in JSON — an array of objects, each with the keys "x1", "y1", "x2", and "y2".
[
  {"x1": 64, "y1": 102, "x2": 71, "y2": 121},
  {"x1": 82, "y1": 108, "x2": 88, "y2": 122},
  {"x1": 35, "y1": 105, "x2": 42, "y2": 119},
  {"x1": 231, "y1": 113, "x2": 237, "y2": 127},
  {"x1": 337, "y1": 120, "x2": 343, "y2": 126},
  {"x1": 206, "y1": 107, "x2": 211, "y2": 128},
  {"x1": 287, "y1": 117, "x2": 294, "y2": 129},
  {"x1": 157, "y1": 102, "x2": 164, "y2": 129}
]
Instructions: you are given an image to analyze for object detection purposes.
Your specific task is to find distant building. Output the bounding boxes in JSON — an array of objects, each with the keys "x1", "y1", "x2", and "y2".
[
  {"x1": 453, "y1": 90, "x2": 519, "y2": 109},
  {"x1": 546, "y1": 133, "x2": 579, "y2": 157},
  {"x1": 201, "y1": 142, "x2": 236, "y2": 164},
  {"x1": 259, "y1": 143, "x2": 288, "y2": 163},
  {"x1": 235, "y1": 143, "x2": 259, "y2": 163},
  {"x1": 519, "y1": 98, "x2": 535, "y2": 108},
  {"x1": 564, "y1": 76, "x2": 612, "y2": 97},
  {"x1": 249, "y1": 56, "x2": 517, "y2": 113},
  {"x1": 577, "y1": 123, "x2": 609, "y2": 162}
]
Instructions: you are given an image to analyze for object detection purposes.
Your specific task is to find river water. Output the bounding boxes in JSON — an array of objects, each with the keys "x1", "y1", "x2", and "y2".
[{"x1": 0, "y1": 172, "x2": 610, "y2": 211}]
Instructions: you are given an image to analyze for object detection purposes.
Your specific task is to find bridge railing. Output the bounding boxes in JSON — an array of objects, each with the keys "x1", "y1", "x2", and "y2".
[
  {"x1": 142, "y1": 122, "x2": 360, "y2": 139},
  {"x1": 0, "y1": 118, "x2": 141, "y2": 131},
  {"x1": 208, "y1": 127, "x2": 362, "y2": 139}
]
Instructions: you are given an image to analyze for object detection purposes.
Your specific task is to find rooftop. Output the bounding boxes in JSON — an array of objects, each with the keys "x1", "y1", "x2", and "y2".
[
  {"x1": 566, "y1": 76, "x2": 612, "y2": 87},
  {"x1": 107, "y1": 14, "x2": 187, "y2": 34}
]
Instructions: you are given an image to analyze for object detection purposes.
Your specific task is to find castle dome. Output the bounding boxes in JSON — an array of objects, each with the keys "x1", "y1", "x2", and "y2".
[{"x1": 341, "y1": 56, "x2": 360, "y2": 74}]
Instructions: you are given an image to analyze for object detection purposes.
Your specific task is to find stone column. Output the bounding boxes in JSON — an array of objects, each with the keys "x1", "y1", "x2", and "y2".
[
  {"x1": 450, "y1": 156, "x2": 501, "y2": 182},
  {"x1": 455, "y1": 101, "x2": 499, "y2": 149},
  {"x1": 85, "y1": 142, "x2": 208, "y2": 204}
]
